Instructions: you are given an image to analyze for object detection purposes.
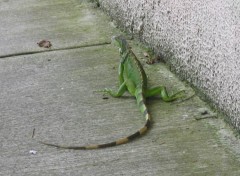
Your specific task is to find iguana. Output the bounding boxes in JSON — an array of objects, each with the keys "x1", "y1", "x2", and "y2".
[{"x1": 40, "y1": 35, "x2": 184, "y2": 150}]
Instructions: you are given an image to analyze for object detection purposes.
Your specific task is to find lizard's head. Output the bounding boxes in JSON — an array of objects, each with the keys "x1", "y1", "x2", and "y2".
[{"x1": 111, "y1": 35, "x2": 129, "y2": 54}]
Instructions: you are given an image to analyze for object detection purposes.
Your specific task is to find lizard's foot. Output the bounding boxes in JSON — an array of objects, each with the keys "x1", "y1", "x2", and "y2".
[
  {"x1": 162, "y1": 90, "x2": 186, "y2": 102},
  {"x1": 94, "y1": 88, "x2": 119, "y2": 97},
  {"x1": 94, "y1": 88, "x2": 111, "y2": 93},
  {"x1": 170, "y1": 90, "x2": 186, "y2": 99}
]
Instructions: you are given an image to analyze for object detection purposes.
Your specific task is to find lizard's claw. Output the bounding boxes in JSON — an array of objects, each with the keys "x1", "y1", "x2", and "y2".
[
  {"x1": 171, "y1": 90, "x2": 196, "y2": 103},
  {"x1": 172, "y1": 90, "x2": 186, "y2": 98},
  {"x1": 167, "y1": 90, "x2": 186, "y2": 102},
  {"x1": 94, "y1": 88, "x2": 112, "y2": 94}
]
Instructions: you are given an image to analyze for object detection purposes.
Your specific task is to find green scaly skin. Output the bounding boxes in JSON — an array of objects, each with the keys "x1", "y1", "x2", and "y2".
[{"x1": 40, "y1": 35, "x2": 185, "y2": 150}]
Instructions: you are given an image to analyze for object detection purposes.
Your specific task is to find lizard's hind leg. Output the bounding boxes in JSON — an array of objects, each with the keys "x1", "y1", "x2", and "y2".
[{"x1": 146, "y1": 86, "x2": 185, "y2": 102}]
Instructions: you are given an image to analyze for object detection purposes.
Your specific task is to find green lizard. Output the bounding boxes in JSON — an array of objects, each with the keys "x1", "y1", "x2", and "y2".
[{"x1": 40, "y1": 35, "x2": 184, "y2": 150}]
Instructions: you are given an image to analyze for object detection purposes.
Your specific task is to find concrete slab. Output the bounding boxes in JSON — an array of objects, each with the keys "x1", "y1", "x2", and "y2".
[
  {"x1": 0, "y1": 0, "x2": 117, "y2": 57},
  {"x1": 1, "y1": 0, "x2": 240, "y2": 175}
]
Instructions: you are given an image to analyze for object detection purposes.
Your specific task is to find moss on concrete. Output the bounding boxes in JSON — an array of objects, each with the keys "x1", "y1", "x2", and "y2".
[{"x1": 0, "y1": 0, "x2": 240, "y2": 175}]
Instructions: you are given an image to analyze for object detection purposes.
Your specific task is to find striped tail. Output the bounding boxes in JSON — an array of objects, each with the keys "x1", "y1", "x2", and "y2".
[{"x1": 39, "y1": 89, "x2": 150, "y2": 150}]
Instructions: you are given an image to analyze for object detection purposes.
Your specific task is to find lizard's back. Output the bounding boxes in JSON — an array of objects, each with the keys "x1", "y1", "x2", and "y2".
[{"x1": 123, "y1": 50, "x2": 147, "y2": 93}]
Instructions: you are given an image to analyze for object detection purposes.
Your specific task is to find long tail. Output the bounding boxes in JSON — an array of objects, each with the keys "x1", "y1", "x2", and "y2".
[{"x1": 39, "y1": 90, "x2": 150, "y2": 150}]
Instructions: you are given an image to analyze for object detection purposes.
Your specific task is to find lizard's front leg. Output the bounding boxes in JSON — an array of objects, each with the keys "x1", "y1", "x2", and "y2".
[
  {"x1": 96, "y1": 61, "x2": 126, "y2": 97},
  {"x1": 101, "y1": 81, "x2": 127, "y2": 98}
]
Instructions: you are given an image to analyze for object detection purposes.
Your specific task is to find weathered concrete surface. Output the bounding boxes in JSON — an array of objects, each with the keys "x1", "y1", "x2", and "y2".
[
  {"x1": 1, "y1": 0, "x2": 240, "y2": 175},
  {"x1": 0, "y1": 0, "x2": 117, "y2": 57},
  {"x1": 99, "y1": 0, "x2": 240, "y2": 130}
]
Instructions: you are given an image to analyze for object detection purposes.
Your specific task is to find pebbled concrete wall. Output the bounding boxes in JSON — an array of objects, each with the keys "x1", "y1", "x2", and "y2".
[{"x1": 99, "y1": 0, "x2": 240, "y2": 129}]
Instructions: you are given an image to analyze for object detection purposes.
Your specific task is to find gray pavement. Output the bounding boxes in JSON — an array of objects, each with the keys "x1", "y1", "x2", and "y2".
[{"x1": 1, "y1": 0, "x2": 240, "y2": 175}]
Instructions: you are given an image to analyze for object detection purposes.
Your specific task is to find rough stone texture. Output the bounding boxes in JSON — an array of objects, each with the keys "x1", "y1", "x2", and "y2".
[
  {"x1": 1, "y1": 0, "x2": 240, "y2": 175},
  {"x1": 99, "y1": 0, "x2": 240, "y2": 129}
]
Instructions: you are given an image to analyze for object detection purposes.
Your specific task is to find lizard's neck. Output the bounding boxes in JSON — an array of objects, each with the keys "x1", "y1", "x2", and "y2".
[{"x1": 120, "y1": 49, "x2": 130, "y2": 63}]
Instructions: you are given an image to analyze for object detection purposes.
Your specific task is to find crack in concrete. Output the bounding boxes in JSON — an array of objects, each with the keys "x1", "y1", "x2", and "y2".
[{"x1": 0, "y1": 41, "x2": 111, "y2": 59}]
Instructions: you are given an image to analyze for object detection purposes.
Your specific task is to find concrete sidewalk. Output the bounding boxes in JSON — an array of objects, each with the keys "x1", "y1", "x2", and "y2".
[{"x1": 1, "y1": 0, "x2": 240, "y2": 175}]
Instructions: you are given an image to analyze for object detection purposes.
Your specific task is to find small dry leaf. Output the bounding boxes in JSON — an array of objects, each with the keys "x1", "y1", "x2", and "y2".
[
  {"x1": 146, "y1": 56, "x2": 163, "y2": 65},
  {"x1": 37, "y1": 40, "x2": 52, "y2": 48}
]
